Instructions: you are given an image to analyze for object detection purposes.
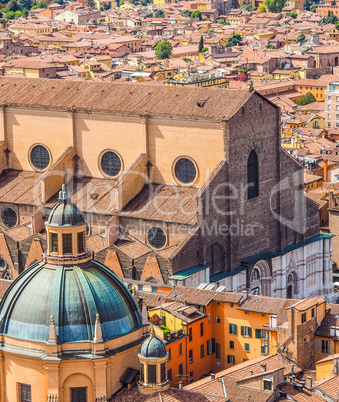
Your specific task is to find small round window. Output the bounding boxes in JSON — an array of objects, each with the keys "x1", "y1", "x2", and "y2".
[
  {"x1": 100, "y1": 151, "x2": 122, "y2": 177},
  {"x1": 30, "y1": 145, "x2": 50, "y2": 170},
  {"x1": 2, "y1": 207, "x2": 17, "y2": 228},
  {"x1": 175, "y1": 158, "x2": 197, "y2": 184},
  {"x1": 3, "y1": 271, "x2": 11, "y2": 280},
  {"x1": 148, "y1": 227, "x2": 166, "y2": 249}
]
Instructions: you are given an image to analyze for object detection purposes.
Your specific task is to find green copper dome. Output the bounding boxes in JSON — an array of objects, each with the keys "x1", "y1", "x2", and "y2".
[
  {"x1": 0, "y1": 259, "x2": 142, "y2": 344},
  {"x1": 140, "y1": 329, "x2": 167, "y2": 358}
]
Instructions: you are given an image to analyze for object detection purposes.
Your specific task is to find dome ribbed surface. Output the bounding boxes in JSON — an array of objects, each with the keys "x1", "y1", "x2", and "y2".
[
  {"x1": 0, "y1": 260, "x2": 142, "y2": 344},
  {"x1": 46, "y1": 201, "x2": 84, "y2": 227},
  {"x1": 140, "y1": 334, "x2": 167, "y2": 358}
]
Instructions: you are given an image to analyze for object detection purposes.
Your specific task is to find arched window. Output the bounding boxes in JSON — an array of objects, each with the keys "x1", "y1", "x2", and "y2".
[
  {"x1": 313, "y1": 120, "x2": 319, "y2": 129},
  {"x1": 247, "y1": 150, "x2": 259, "y2": 199}
]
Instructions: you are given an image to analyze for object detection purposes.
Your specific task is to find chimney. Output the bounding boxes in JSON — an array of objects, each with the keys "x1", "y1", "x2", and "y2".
[
  {"x1": 260, "y1": 364, "x2": 267, "y2": 373},
  {"x1": 323, "y1": 160, "x2": 328, "y2": 182},
  {"x1": 211, "y1": 373, "x2": 216, "y2": 379},
  {"x1": 178, "y1": 381, "x2": 183, "y2": 389},
  {"x1": 240, "y1": 290, "x2": 248, "y2": 303},
  {"x1": 306, "y1": 376, "x2": 312, "y2": 389}
]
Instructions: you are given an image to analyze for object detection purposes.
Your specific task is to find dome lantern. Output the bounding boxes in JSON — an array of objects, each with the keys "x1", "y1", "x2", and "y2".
[
  {"x1": 138, "y1": 325, "x2": 170, "y2": 395},
  {"x1": 43, "y1": 184, "x2": 91, "y2": 265}
]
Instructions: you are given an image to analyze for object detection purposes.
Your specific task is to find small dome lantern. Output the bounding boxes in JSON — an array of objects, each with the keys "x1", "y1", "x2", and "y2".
[
  {"x1": 43, "y1": 184, "x2": 90, "y2": 265},
  {"x1": 138, "y1": 326, "x2": 170, "y2": 395}
]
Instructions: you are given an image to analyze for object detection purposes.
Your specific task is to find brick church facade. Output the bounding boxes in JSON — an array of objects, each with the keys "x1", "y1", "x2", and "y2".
[{"x1": 0, "y1": 77, "x2": 333, "y2": 299}]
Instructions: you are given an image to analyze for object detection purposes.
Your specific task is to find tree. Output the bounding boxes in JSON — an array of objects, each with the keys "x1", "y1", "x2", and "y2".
[
  {"x1": 217, "y1": 18, "x2": 230, "y2": 25},
  {"x1": 180, "y1": 10, "x2": 192, "y2": 17},
  {"x1": 296, "y1": 33, "x2": 305, "y2": 43},
  {"x1": 226, "y1": 33, "x2": 243, "y2": 47},
  {"x1": 297, "y1": 92, "x2": 316, "y2": 106},
  {"x1": 257, "y1": 3, "x2": 266, "y2": 12},
  {"x1": 265, "y1": 0, "x2": 286, "y2": 13},
  {"x1": 191, "y1": 9, "x2": 202, "y2": 20},
  {"x1": 19, "y1": 0, "x2": 31, "y2": 10},
  {"x1": 183, "y1": 57, "x2": 191, "y2": 63},
  {"x1": 206, "y1": 28, "x2": 215, "y2": 36},
  {"x1": 5, "y1": 10, "x2": 15, "y2": 17},
  {"x1": 198, "y1": 35, "x2": 204, "y2": 53},
  {"x1": 266, "y1": 44, "x2": 276, "y2": 49},
  {"x1": 310, "y1": 2, "x2": 317, "y2": 11},
  {"x1": 21, "y1": 6, "x2": 28, "y2": 15},
  {"x1": 285, "y1": 11, "x2": 297, "y2": 18},
  {"x1": 155, "y1": 40, "x2": 172, "y2": 59},
  {"x1": 241, "y1": 4, "x2": 251, "y2": 10},
  {"x1": 7, "y1": 0, "x2": 18, "y2": 12},
  {"x1": 34, "y1": 0, "x2": 47, "y2": 7},
  {"x1": 322, "y1": 11, "x2": 338, "y2": 24},
  {"x1": 88, "y1": 0, "x2": 95, "y2": 7},
  {"x1": 155, "y1": 9, "x2": 164, "y2": 18}
]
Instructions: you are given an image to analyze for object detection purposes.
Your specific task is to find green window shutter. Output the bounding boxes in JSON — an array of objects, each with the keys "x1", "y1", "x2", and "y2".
[
  {"x1": 229, "y1": 323, "x2": 232, "y2": 334},
  {"x1": 255, "y1": 329, "x2": 261, "y2": 339},
  {"x1": 248, "y1": 327, "x2": 252, "y2": 337},
  {"x1": 241, "y1": 326, "x2": 244, "y2": 336},
  {"x1": 234, "y1": 324, "x2": 237, "y2": 335}
]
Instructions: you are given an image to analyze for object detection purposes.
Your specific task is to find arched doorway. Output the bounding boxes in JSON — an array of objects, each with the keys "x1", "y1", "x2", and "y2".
[
  {"x1": 250, "y1": 268, "x2": 261, "y2": 294},
  {"x1": 250, "y1": 260, "x2": 270, "y2": 295},
  {"x1": 287, "y1": 272, "x2": 297, "y2": 298}
]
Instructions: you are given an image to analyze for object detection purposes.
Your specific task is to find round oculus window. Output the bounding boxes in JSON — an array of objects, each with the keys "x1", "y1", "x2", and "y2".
[
  {"x1": 148, "y1": 227, "x2": 166, "y2": 249},
  {"x1": 2, "y1": 207, "x2": 17, "y2": 228},
  {"x1": 30, "y1": 145, "x2": 50, "y2": 170},
  {"x1": 0, "y1": 256, "x2": 6, "y2": 270},
  {"x1": 174, "y1": 158, "x2": 197, "y2": 184},
  {"x1": 3, "y1": 271, "x2": 11, "y2": 280},
  {"x1": 100, "y1": 151, "x2": 122, "y2": 177}
]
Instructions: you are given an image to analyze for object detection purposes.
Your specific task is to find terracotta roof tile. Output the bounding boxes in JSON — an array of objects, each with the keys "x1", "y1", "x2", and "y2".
[
  {"x1": 0, "y1": 279, "x2": 12, "y2": 299},
  {"x1": 315, "y1": 375, "x2": 339, "y2": 400},
  {"x1": 238, "y1": 295, "x2": 298, "y2": 314},
  {"x1": 0, "y1": 77, "x2": 252, "y2": 122}
]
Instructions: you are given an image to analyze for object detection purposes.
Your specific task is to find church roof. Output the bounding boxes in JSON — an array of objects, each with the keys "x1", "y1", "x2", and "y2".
[{"x1": 0, "y1": 77, "x2": 254, "y2": 121}]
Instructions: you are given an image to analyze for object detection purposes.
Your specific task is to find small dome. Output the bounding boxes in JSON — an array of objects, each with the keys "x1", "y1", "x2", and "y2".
[
  {"x1": 140, "y1": 328, "x2": 167, "y2": 358},
  {"x1": 45, "y1": 184, "x2": 84, "y2": 227},
  {"x1": 0, "y1": 260, "x2": 142, "y2": 343}
]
